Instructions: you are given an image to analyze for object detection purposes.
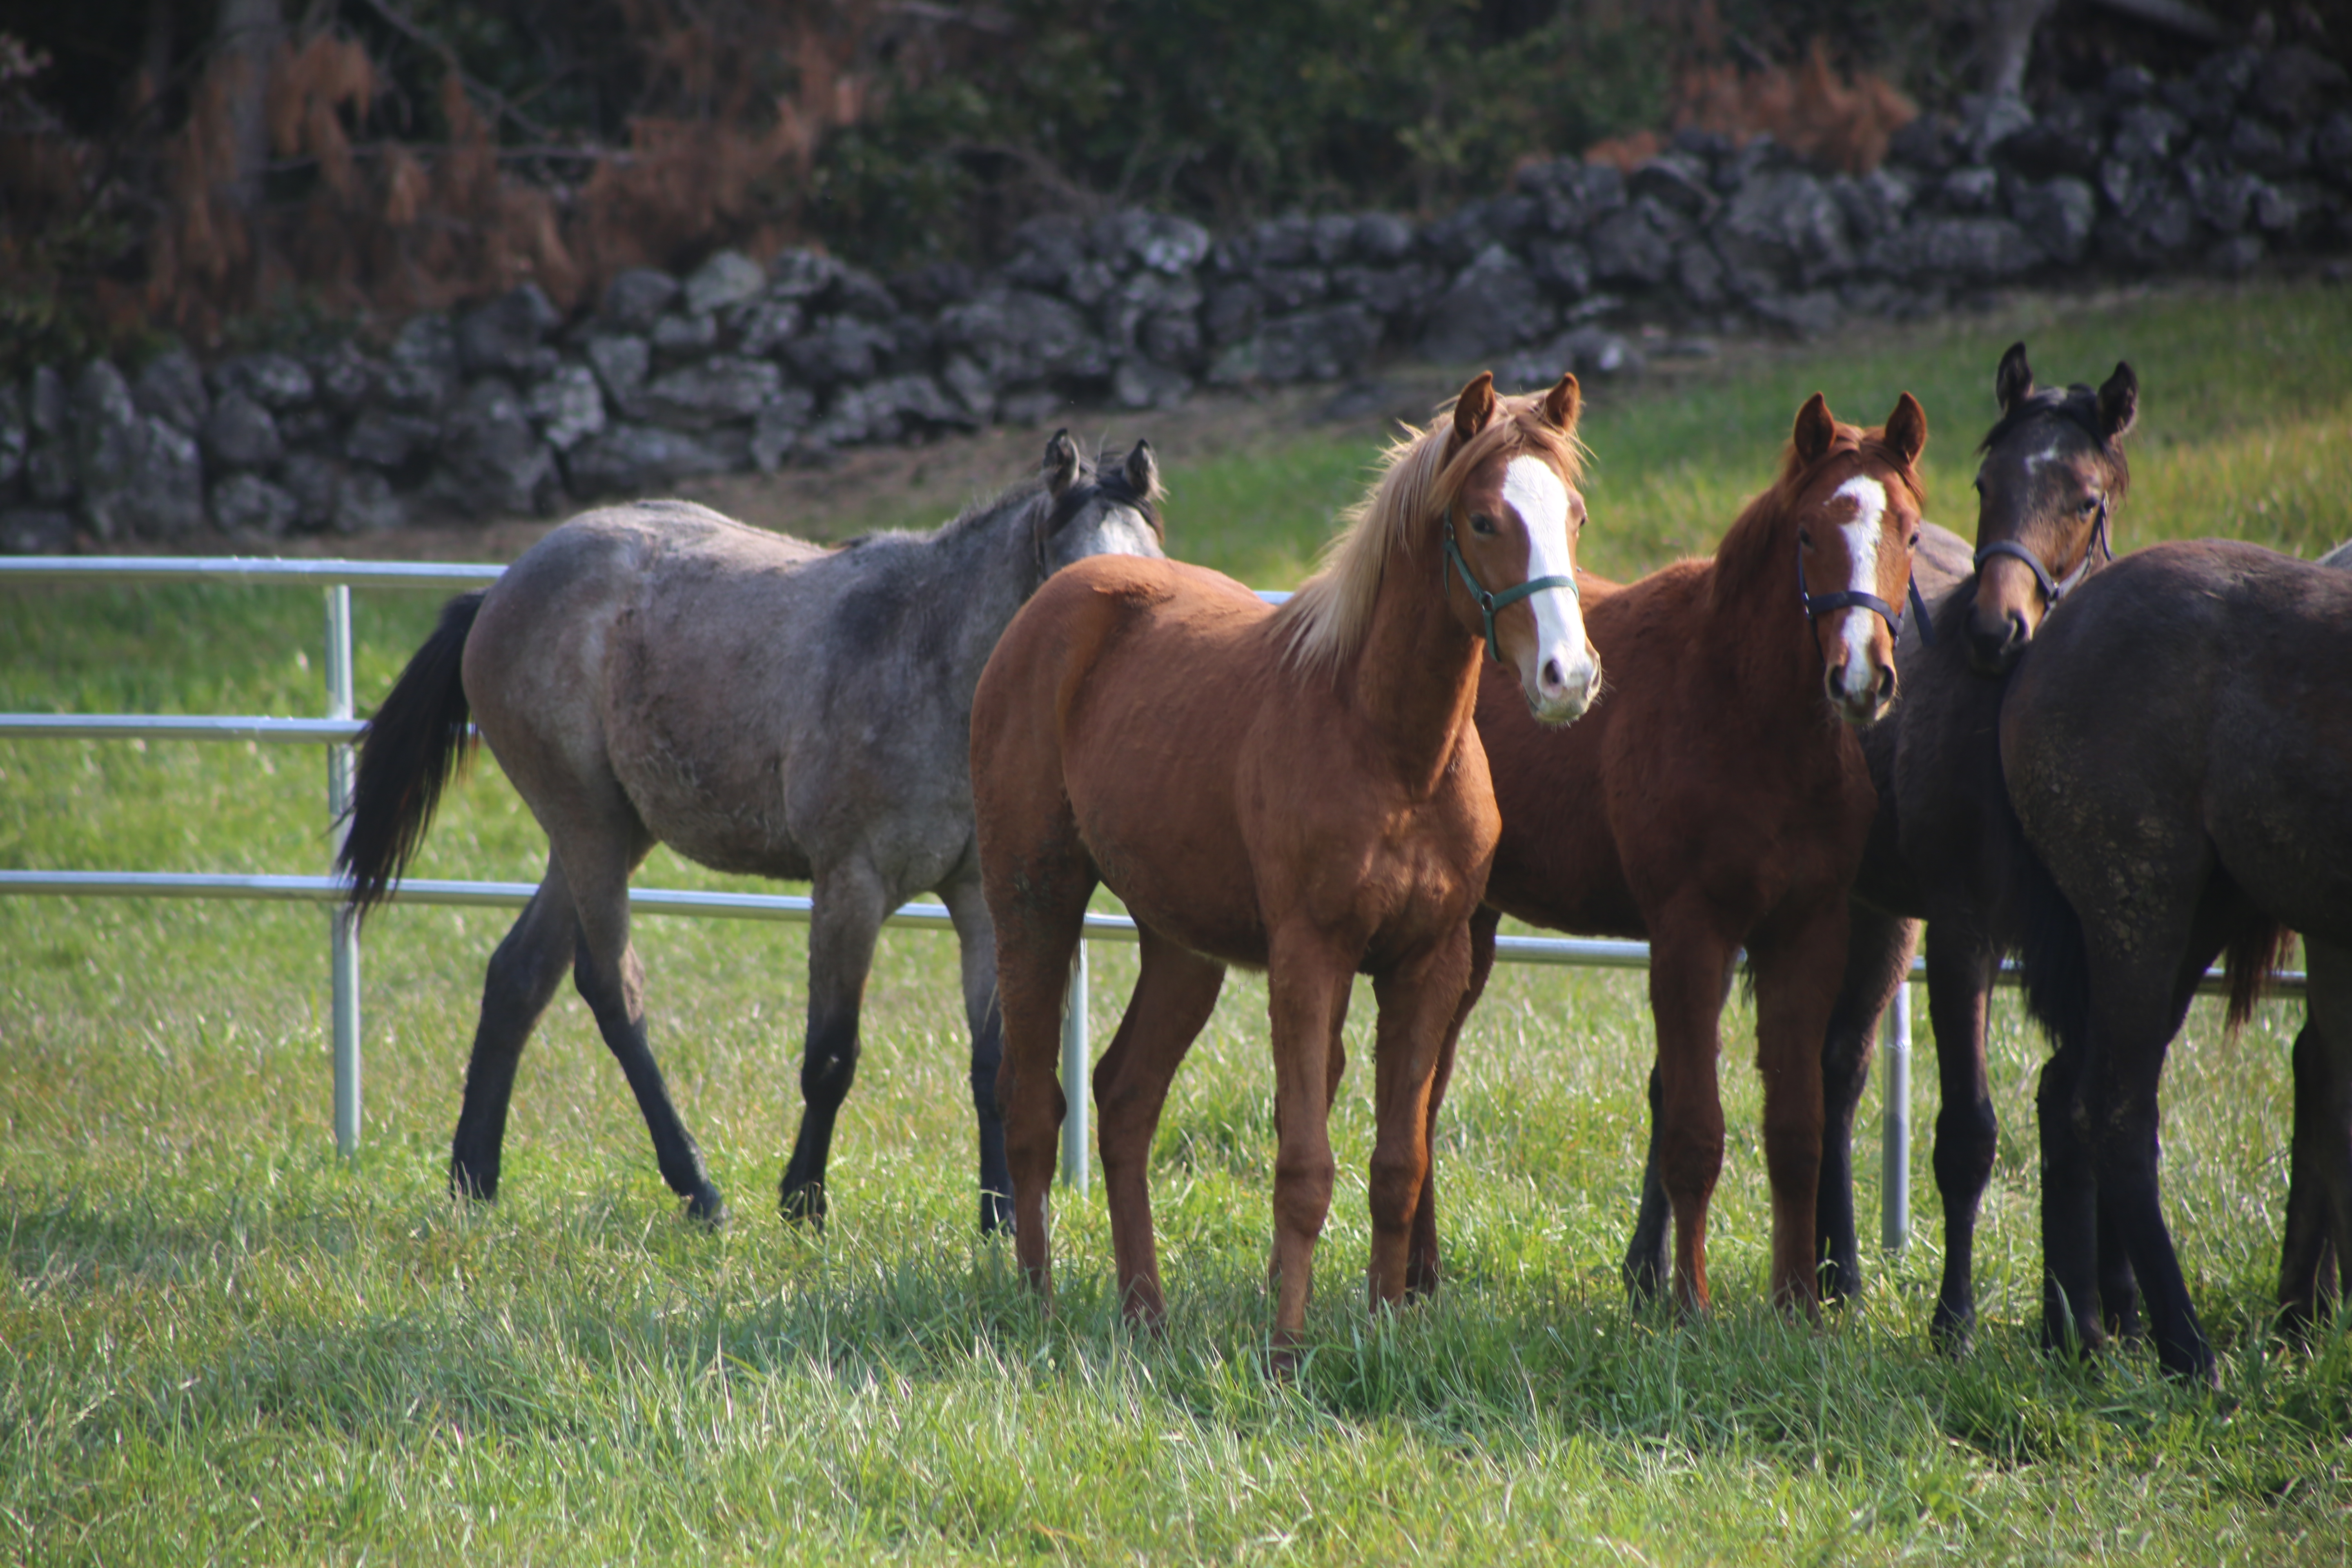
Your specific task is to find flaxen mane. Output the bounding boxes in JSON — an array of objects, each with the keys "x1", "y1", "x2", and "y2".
[{"x1": 1272, "y1": 392, "x2": 1584, "y2": 678}]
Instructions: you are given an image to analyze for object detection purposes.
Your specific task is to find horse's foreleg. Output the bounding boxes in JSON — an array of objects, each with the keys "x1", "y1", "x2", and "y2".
[
  {"x1": 1367, "y1": 929, "x2": 1474, "y2": 1312},
  {"x1": 567, "y1": 837, "x2": 723, "y2": 1225},
  {"x1": 780, "y1": 862, "x2": 890, "y2": 1230},
  {"x1": 2282, "y1": 938, "x2": 2352, "y2": 1340},
  {"x1": 1751, "y1": 904, "x2": 1848, "y2": 1316},
  {"x1": 1409, "y1": 904, "x2": 1499, "y2": 1298},
  {"x1": 449, "y1": 857, "x2": 577, "y2": 1202},
  {"x1": 1091, "y1": 927, "x2": 1225, "y2": 1327},
  {"x1": 2035, "y1": 1031, "x2": 2105, "y2": 1357},
  {"x1": 1623, "y1": 1064, "x2": 1672, "y2": 1306},
  {"x1": 1646, "y1": 925, "x2": 1737, "y2": 1316},
  {"x1": 987, "y1": 839, "x2": 1095, "y2": 1299},
  {"x1": 942, "y1": 877, "x2": 1012, "y2": 1235},
  {"x1": 1265, "y1": 931, "x2": 1353, "y2": 1366},
  {"x1": 1815, "y1": 905, "x2": 1915, "y2": 1307},
  {"x1": 1922, "y1": 924, "x2": 2001, "y2": 1353}
]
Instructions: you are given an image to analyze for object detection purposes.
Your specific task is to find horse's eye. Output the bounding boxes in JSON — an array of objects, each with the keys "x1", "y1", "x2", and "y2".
[
  {"x1": 1909, "y1": 532, "x2": 1921, "y2": 550},
  {"x1": 2079, "y1": 496, "x2": 2100, "y2": 514},
  {"x1": 1798, "y1": 528, "x2": 1813, "y2": 548},
  {"x1": 1470, "y1": 512, "x2": 1497, "y2": 536}
]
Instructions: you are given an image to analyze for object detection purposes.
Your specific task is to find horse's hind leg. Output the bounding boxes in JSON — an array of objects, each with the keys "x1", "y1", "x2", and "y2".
[
  {"x1": 2282, "y1": 938, "x2": 2352, "y2": 1339},
  {"x1": 1922, "y1": 925, "x2": 2002, "y2": 1353},
  {"x1": 1366, "y1": 929, "x2": 1474, "y2": 1312},
  {"x1": 1408, "y1": 903, "x2": 1501, "y2": 1299},
  {"x1": 1815, "y1": 906, "x2": 1916, "y2": 1308},
  {"x1": 779, "y1": 860, "x2": 890, "y2": 1230},
  {"x1": 1626, "y1": 945, "x2": 1736, "y2": 1307},
  {"x1": 1092, "y1": 924, "x2": 1226, "y2": 1325},
  {"x1": 564, "y1": 824, "x2": 725, "y2": 1225},
  {"x1": 449, "y1": 852, "x2": 579, "y2": 1202},
  {"x1": 941, "y1": 876, "x2": 1013, "y2": 1235}
]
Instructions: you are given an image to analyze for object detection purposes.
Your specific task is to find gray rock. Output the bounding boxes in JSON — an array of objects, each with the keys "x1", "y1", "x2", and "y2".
[
  {"x1": 731, "y1": 298, "x2": 806, "y2": 358},
  {"x1": 386, "y1": 315, "x2": 460, "y2": 408},
  {"x1": 1101, "y1": 270, "x2": 1204, "y2": 358},
  {"x1": 1252, "y1": 267, "x2": 1330, "y2": 314},
  {"x1": 2226, "y1": 116, "x2": 2298, "y2": 178},
  {"x1": 1715, "y1": 171, "x2": 1853, "y2": 290},
  {"x1": 2207, "y1": 233, "x2": 2265, "y2": 276},
  {"x1": 2009, "y1": 176, "x2": 2099, "y2": 264},
  {"x1": 0, "y1": 379, "x2": 22, "y2": 492},
  {"x1": 434, "y1": 377, "x2": 556, "y2": 517},
  {"x1": 377, "y1": 360, "x2": 454, "y2": 415},
  {"x1": 1888, "y1": 114, "x2": 1957, "y2": 174},
  {"x1": 1204, "y1": 282, "x2": 1261, "y2": 346},
  {"x1": 583, "y1": 334, "x2": 651, "y2": 413},
  {"x1": 1099, "y1": 210, "x2": 1213, "y2": 275},
  {"x1": 1834, "y1": 168, "x2": 1915, "y2": 244},
  {"x1": 2097, "y1": 195, "x2": 2198, "y2": 266},
  {"x1": 566, "y1": 423, "x2": 734, "y2": 495},
  {"x1": 1251, "y1": 214, "x2": 1319, "y2": 267},
  {"x1": 749, "y1": 388, "x2": 822, "y2": 472},
  {"x1": 1418, "y1": 244, "x2": 1551, "y2": 363},
  {"x1": 210, "y1": 352, "x2": 314, "y2": 411},
  {"x1": 684, "y1": 250, "x2": 766, "y2": 316},
  {"x1": 1997, "y1": 96, "x2": 2104, "y2": 180},
  {"x1": 1587, "y1": 200, "x2": 1681, "y2": 287},
  {"x1": 2315, "y1": 112, "x2": 2352, "y2": 183},
  {"x1": 525, "y1": 362, "x2": 608, "y2": 451},
  {"x1": 345, "y1": 408, "x2": 441, "y2": 470},
  {"x1": 210, "y1": 471, "x2": 301, "y2": 536},
  {"x1": 1141, "y1": 306, "x2": 1204, "y2": 369},
  {"x1": 1258, "y1": 302, "x2": 1382, "y2": 383},
  {"x1": 0, "y1": 508, "x2": 74, "y2": 553},
  {"x1": 27, "y1": 366, "x2": 74, "y2": 503},
  {"x1": 601, "y1": 268, "x2": 681, "y2": 331},
  {"x1": 1958, "y1": 93, "x2": 2035, "y2": 163},
  {"x1": 121, "y1": 416, "x2": 204, "y2": 539},
  {"x1": 936, "y1": 288, "x2": 1111, "y2": 386},
  {"x1": 767, "y1": 248, "x2": 845, "y2": 301},
  {"x1": 1940, "y1": 166, "x2": 2002, "y2": 212},
  {"x1": 2253, "y1": 181, "x2": 2308, "y2": 233},
  {"x1": 281, "y1": 452, "x2": 341, "y2": 530},
  {"x1": 782, "y1": 314, "x2": 894, "y2": 387},
  {"x1": 1504, "y1": 324, "x2": 1645, "y2": 389},
  {"x1": 1005, "y1": 216, "x2": 1089, "y2": 292},
  {"x1": 1526, "y1": 239, "x2": 1594, "y2": 298},
  {"x1": 2110, "y1": 104, "x2": 2188, "y2": 168},
  {"x1": 1332, "y1": 262, "x2": 1441, "y2": 317},
  {"x1": 1114, "y1": 357, "x2": 1194, "y2": 410},
  {"x1": 1674, "y1": 239, "x2": 1727, "y2": 307},
  {"x1": 821, "y1": 264, "x2": 899, "y2": 320},
  {"x1": 201, "y1": 390, "x2": 284, "y2": 470},
  {"x1": 2190, "y1": 163, "x2": 2263, "y2": 233},
  {"x1": 457, "y1": 284, "x2": 562, "y2": 376},
  {"x1": 1311, "y1": 213, "x2": 1359, "y2": 266},
  {"x1": 1866, "y1": 216, "x2": 2041, "y2": 281},
  {"x1": 1352, "y1": 213, "x2": 1417, "y2": 262},
  {"x1": 278, "y1": 407, "x2": 339, "y2": 448},
  {"x1": 308, "y1": 342, "x2": 381, "y2": 415},
  {"x1": 640, "y1": 356, "x2": 785, "y2": 428},
  {"x1": 132, "y1": 350, "x2": 209, "y2": 436},
  {"x1": 332, "y1": 468, "x2": 407, "y2": 534},
  {"x1": 72, "y1": 361, "x2": 145, "y2": 540},
  {"x1": 651, "y1": 310, "x2": 719, "y2": 361},
  {"x1": 1751, "y1": 289, "x2": 1844, "y2": 338},
  {"x1": 1064, "y1": 257, "x2": 1119, "y2": 307},
  {"x1": 1631, "y1": 151, "x2": 1717, "y2": 220}
]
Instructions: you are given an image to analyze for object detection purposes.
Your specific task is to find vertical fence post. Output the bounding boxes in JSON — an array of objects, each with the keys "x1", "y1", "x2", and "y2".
[
  {"x1": 1880, "y1": 978, "x2": 1911, "y2": 1252},
  {"x1": 325, "y1": 585, "x2": 361, "y2": 1158},
  {"x1": 1060, "y1": 942, "x2": 1089, "y2": 1194}
]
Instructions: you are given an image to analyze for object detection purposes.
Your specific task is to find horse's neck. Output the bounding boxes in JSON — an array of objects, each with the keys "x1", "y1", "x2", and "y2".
[
  {"x1": 1700, "y1": 499, "x2": 1830, "y2": 724},
  {"x1": 1343, "y1": 530, "x2": 1484, "y2": 797},
  {"x1": 933, "y1": 503, "x2": 1047, "y2": 690}
]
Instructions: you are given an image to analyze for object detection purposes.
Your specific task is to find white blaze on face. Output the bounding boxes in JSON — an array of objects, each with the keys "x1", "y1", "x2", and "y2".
[
  {"x1": 1500, "y1": 454, "x2": 1595, "y2": 713},
  {"x1": 1829, "y1": 474, "x2": 1890, "y2": 702}
]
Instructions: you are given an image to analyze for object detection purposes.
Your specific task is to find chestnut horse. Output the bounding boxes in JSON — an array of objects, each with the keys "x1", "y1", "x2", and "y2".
[
  {"x1": 972, "y1": 373, "x2": 1597, "y2": 1358},
  {"x1": 1450, "y1": 390, "x2": 1929, "y2": 1315},
  {"x1": 2009, "y1": 539, "x2": 2352, "y2": 1381}
]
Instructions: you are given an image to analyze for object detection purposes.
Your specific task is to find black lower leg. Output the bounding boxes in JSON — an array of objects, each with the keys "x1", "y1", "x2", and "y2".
[
  {"x1": 1624, "y1": 1063, "x2": 1673, "y2": 1303},
  {"x1": 971, "y1": 1000, "x2": 1013, "y2": 1234},
  {"x1": 780, "y1": 1005, "x2": 860, "y2": 1228}
]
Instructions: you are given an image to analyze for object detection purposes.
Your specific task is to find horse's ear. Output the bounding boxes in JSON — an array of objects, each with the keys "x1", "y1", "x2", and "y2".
[
  {"x1": 1793, "y1": 392, "x2": 1837, "y2": 465},
  {"x1": 1451, "y1": 372, "x2": 1497, "y2": 446},
  {"x1": 1541, "y1": 372, "x2": 1581, "y2": 433},
  {"x1": 1882, "y1": 391, "x2": 1928, "y2": 469},
  {"x1": 1042, "y1": 429, "x2": 1083, "y2": 497},
  {"x1": 2097, "y1": 361, "x2": 2138, "y2": 442},
  {"x1": 1122, "y1": 438, "x2": 1162, "y2": 502},
  {"x1": 1996, "y1": 341, "x2": 2034, "y2": 416}
]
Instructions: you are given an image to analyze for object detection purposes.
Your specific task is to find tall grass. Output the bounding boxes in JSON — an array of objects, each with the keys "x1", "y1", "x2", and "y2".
[{"x1": 4, "y1": 278, "x2": 2351, "y2": 1564}]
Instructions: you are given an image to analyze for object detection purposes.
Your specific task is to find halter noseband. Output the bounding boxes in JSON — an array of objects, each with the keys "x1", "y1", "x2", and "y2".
[
  {"x1": 1797, "y1": 535, "x2": 1936, "y2": 648},
  {"x1": 1443, "y1": 514, "x2": 1579, "y2": 665},
  {"x1": 1970, "y1": 494, "x2": 2111, "y2": 607}
]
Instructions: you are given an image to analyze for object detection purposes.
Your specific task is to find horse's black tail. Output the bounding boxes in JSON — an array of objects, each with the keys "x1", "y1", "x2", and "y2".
[
  {"x1": 2016, "y1": 836, "x2": 2091, "y2": 1057},
  {"x1": 2222, "y1": 918, "x2": 2294, "y2": 1037},
  {"x1": 337, "y1": 590, "x2": 486, "y2": 924}
]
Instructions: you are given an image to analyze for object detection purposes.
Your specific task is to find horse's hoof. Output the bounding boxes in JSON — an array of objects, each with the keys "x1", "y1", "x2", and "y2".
[
  {"x1": 1266, "y1": 1337, "x2": 1307, "y2": 1381},
  {"x1": 780, "y1": 1181, "x2": 827, "y2": 1232},
  {"x1": 1929, "y1": 1305, "x2": 1976, "y2": 1360},
  {"x1": 979, "y1": 1191, "x2": 1014, "y2": 1236},
  {"x1": 448, "y1": 1166, "x2": 499, "y2": 1204},
  {"x1": 685, "y1": 1188, "x2": 728, "y2": 1229}
]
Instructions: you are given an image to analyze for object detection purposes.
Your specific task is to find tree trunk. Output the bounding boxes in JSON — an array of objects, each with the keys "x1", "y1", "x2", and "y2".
[{"x1": 212, "y1": 0, "x2": 283, "y2": 215}]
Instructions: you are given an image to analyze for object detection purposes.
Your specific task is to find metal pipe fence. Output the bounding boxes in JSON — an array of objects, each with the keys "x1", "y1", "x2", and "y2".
[{"x1": 0, "y1": 555, "x2": 2307, "y2": 1247}]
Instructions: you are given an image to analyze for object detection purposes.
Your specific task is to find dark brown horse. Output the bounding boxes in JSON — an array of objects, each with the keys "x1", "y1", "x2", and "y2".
[
  {"x1": 1803, "y1": 346, "x2": 2139, "y2": 1350},
  {"x1": 972, "y1": 373, "x2": 1596, "y2": 1359},
  {"x1": 1454, "y1": 390, "x2": 1929, "y2": 1315},
  {"x1": 2008, "y1": 538, "x2": 2352, "y2": 1381}
]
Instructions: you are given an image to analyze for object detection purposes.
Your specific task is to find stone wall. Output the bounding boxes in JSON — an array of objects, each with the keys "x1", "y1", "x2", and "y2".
[{"x1": 3, "y1": 45, "x2": 2346, "y2": 555}]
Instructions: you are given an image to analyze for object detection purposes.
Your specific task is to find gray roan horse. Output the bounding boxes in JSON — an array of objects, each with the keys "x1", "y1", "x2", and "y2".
[{"x1": 339, "y1": 433, "x2": 1165, "y2": 1229}]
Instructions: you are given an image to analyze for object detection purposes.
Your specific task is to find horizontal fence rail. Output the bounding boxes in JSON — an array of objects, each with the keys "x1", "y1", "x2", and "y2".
[{"x1": 0, "y1": 555, "x2": 2312, "y2": 1242}]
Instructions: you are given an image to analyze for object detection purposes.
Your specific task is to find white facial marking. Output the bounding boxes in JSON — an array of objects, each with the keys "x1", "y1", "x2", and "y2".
[
  {"x1": 2024, "y1": 441, "x2": 2067, "y2": 474},
  {"x1": 1500, "y1": 454, "x2": 1595, "y2": 717},
  {"x1": 1830, "y1": 475, "x2": 1889, "y2": 705}
]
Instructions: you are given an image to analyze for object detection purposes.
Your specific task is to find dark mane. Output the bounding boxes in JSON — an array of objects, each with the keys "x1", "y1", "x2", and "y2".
[{"x1": 1978, "y1": 383, "x2": 2133, "y2": 497}]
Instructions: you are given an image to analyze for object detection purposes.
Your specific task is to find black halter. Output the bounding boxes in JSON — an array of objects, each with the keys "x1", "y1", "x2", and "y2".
[
  {"x1": 1443, "y1": 515, "x2": 1579, "y2": 665},
  {"x1": 1970, "y1": 495, "x2": 2111, "y2": 606},
  {"x1": 1797, "y1": 536, "x2": 1936, "y2": 648}
]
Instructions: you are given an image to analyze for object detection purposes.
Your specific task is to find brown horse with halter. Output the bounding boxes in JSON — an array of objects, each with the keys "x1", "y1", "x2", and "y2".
[
  {"x1": 1446, "y1": 390, "x2": 1930, "y2": 1316},
  {"x1": 972, "y1": 372, "x2": 1597, "y2": 1360}
]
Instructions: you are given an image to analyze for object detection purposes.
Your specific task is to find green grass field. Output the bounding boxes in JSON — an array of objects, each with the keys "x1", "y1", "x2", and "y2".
[{"x1": 5, "y1": 279, "x2": 2351, "y2": 1564}]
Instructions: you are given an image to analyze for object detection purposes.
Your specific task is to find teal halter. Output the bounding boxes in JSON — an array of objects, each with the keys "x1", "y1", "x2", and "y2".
[{"x1": 1443, "y1": 515, "x2": 1580, "y2": 665}]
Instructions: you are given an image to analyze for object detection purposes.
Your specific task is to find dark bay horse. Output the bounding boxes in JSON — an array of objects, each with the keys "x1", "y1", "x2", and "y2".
[
  {"x1": 339, "y1": 434, "x2": 1165, "y2": 1227},
  {"x1": 972, "y1": 373, "x2": 1597, "y2": 1359},
  {"x1": 2007, "y1": 538, "x2": 2352, "y2": 1381},
  {"x1": 1805, "y1": 346, "x2": 2139, "y2": 1349},
  {"x1": 1456, "y1": 390, "x2": 1930, "y2": 1316}
]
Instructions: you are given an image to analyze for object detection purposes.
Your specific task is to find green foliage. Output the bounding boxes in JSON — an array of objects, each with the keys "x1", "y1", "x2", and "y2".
[{"x1": 5, "y1": 281, "x2": 2352, "y2": 1562}]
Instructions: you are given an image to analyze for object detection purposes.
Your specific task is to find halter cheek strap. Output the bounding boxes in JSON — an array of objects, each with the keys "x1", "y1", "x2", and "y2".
[
  {"x1": 1797, "y1": 537, "x2": 1936, "y2": 648},
  {"x1": 1971, "y1": 495, "x2": 2111, "y2": 607},
  {"x1": 1443, "y1": 517, "x2": 1580, "y2": 665}
]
